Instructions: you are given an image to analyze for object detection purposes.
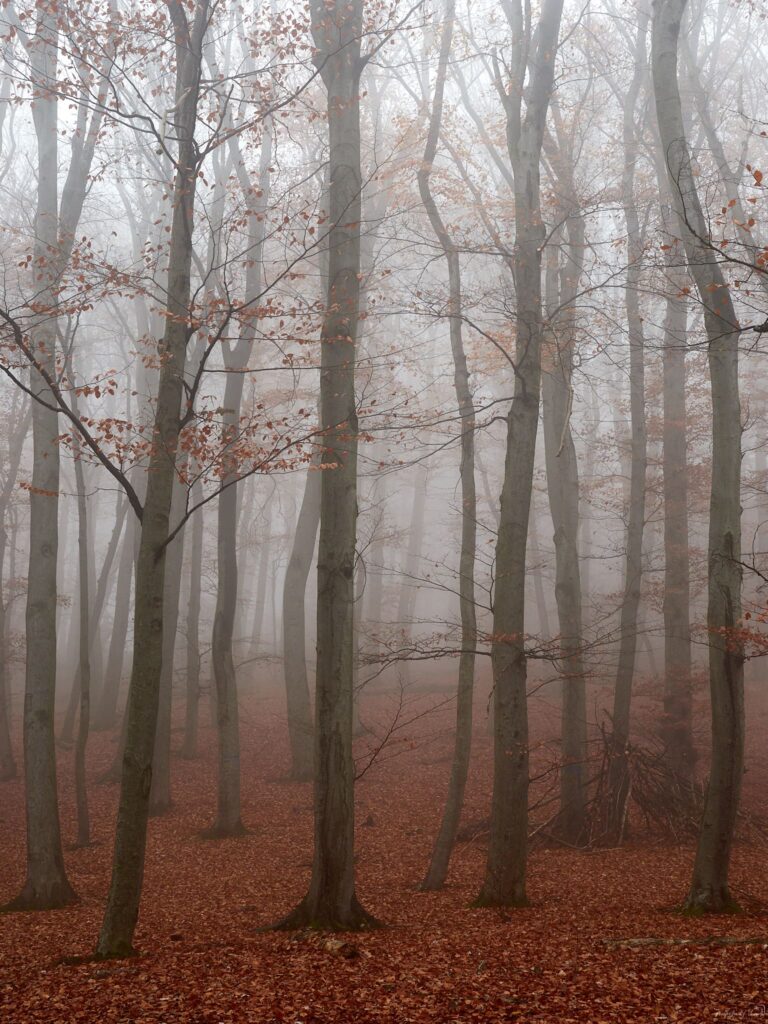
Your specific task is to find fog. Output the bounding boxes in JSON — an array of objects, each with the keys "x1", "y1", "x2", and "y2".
[{"x1": 0, "y1": 0, "x2": 767, "y2": 1015}]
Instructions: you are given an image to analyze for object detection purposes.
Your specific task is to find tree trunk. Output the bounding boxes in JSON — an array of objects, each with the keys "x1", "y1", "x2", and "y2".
[
  {"x1": 180, "y1": 486, "x2": 203, "y2": 760},
  {"x1": 282, "y1": 462, "x2": 320, "y2": 780},
  {"x1": 96, "y1": 0, "x2": 209, "y2": 957},
  {"x1": 661, "y1": 267, "x2": 694, "y2": 779},
  {"x1": 207, "y1": 119, "x2": 272, "y2": 832},
  {"x1": 475, "y1": 0, "x2": 563, "y2": 909},
  {"x1": 652, "y1": 0, "x2": 744, "y2": 912},
  {"x1": 606, "y1": 18, "x2": 649, "y2": 844},
  {"x1": 0, "y1": 520, "x2": 15, "y2": 780},
  {"x1": 148, "y1": 475, "x2": 185, "y2": 816},
  {"x1": 542, "y1": 217, "x2": 588, "y2": 845},
  {"x1": 417, "y1": 0, "x2": 477, "y2": 891},
  {"x1": 93, "y1": 515, "x2": 135, "y2": 732},
  {"x1": 6, "y1": 9, "x2": 77, "y2": 911},
  {"x1": 0, "y1": 402, "x2": 30, "y2": 781},
  {"x1": 72, "y1": 437, "x2": 91, "y2": 848},
  {"x1": 275, "y1": 0, "x2": 375, "y2": 931}
]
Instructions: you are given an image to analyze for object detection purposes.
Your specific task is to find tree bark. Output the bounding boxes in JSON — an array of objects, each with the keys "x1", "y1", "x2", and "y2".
[
  {"x1": 96, "y1": 0, "x2": 209, "y2": 957},
  {"x1": 207, "y1": 118, "x2": 272, "y2": 832},
  {"x1": 652, "y1": 0, "x2": 744, "y2": 912},
  {"x1": 6, "y1": 8, "x2": 77, "y2": 911},
  {"x1": 148, "y1": 474, "x2": 186, "y2": 816},
  {"x1": 282, "y1": 462, "x2": 320, "y2": 780},
  {"x1": 180, "y1": 484, "x2": 203, "y2": 760},
  {"x1": 606, "y1": 16, "x2": 649, "y2": 844},
  {"x1": 0, "y1": 401, "x2": 31, "y2": 780},
  {"x1": 417, "y1": 0, "x2": 478, "y2": 892},
  {"x1": 275, "y1": 0, "x2": 375, "y2": 931},
  {"x1": 475, "y1": 0, "x2": 564, "y2": 909},
  {"x1": 542, "y1": 216, "x2": 588, "y2": 845},
  {"x1": 72, "y1": 435, "x2": 91, "y2": 848},
  {"x1": 93, "y1": 514, "x2": 135, "y2": 732},
  {"x1": 661, "y1": 262, "x2": 694, "y2": 779}
]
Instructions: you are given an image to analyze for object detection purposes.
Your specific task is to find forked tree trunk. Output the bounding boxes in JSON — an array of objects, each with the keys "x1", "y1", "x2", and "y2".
[
  {"x1": 652, "y1": 0, "x2": 744, "y2": 913},
  {"x1": 275, "y1": 0, "x2": 375, "y2": 931},
  {"x1": 96, "y1": 0, "x2": 209, "y2": 957},
  {"x1": 417, "y1": 0, "x2": 477, "y2": 892},
  {"x1": 476, "y1": 0, "x2": 563, "y2": 909}
]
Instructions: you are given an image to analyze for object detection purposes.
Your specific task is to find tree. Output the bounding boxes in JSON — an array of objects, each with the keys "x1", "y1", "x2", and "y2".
[
  {"x1": 605, "y1": 8, "x2": 649, "y2": 844},
  {"x1": 652, "y1": 0, "x2": 744, "y2": 912},
  {"x1": 5, "y1": 3, "x2": 77, "y2": 911},
  {"x1": 96, "y1": 0, "x2": 211, "y2": 956},
  {"x1": 417, "y1": 0, "x2": 478, "y2": 892},
  {"x1": 476, "y1": 0, "x2": 564, "y2": 908},
  {"x1": 275, "y1": 0, "x2": 376, "y2": 931}
]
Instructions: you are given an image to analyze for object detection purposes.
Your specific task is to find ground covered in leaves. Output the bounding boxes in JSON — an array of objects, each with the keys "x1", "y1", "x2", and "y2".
[{"x1": 1, "y1": 681, "x2": 767, "y2": 1023}]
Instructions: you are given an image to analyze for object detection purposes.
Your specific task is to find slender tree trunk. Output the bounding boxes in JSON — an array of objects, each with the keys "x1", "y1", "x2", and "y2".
[
  {"x1": 282, "y1": 463, "x2": 320, "y2": 780},
  {"x1": 528, "y1": 504, "x2": 552, "y2": 640},
  {"x1": 396, "y1": 465, "x2": 427, "y2": 687},
  {"x1": 606, "y1": 20, "x2": 649, "y2": 844},
  {"x1": 96, "y1": 0, "x2": 209, "y2": 957},
  {"x1": 6, "y1": 9, "x2": 77, "y2": 911},
  {"x1": 542, "y1": 218, "x2": 588, "y2": 845},
  {"x1": 207, "y1": 120, "x2": 272, "y2": 832},
  {"x1": 0, "y1": 523, "x2": 15, "y2": 781},
  {"x1": 476, "y1": 0, "x2": 563, "y2": 908},
  {"x1": 180, "y1": 487, "x2": 203, "y2": 760},
  {"x1": 417, "y1": 0, "x2": 478, "y2": 891},
  {"x1": 149, "y1": 475, "x2": 186, "y2": 816},
  {"x1": 275, "y1": 0, "x2": 375, "y2": 931},
  {"x1": 93, "y1": 515, "x2": 135, "y2": 732},
  {"x1": 0, "y1": 403, "x2": 30, "y2": 780},
  {"x1": 653, "y1": 0, "x2": 744, "y2": 913},
  {"x1": 661, "y1": 266, "x2": 694, "y2": 779},
  {"x1": 72, "y1": 438, "x2": 91, "y2": 847},
  {"x1": 250, "y1": 501, "x2": 272, "y2": 654}
]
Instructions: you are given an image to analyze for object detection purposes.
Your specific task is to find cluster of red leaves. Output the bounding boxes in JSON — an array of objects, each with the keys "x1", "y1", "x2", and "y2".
[{"x1": 1, "y1": 680, "x2": 767, "y2": 1023}]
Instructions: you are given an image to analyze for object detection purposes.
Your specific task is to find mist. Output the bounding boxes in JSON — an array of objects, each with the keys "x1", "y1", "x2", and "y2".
[{"x1": 1, "y1": 0, "x2": 766, "y2": 1018}]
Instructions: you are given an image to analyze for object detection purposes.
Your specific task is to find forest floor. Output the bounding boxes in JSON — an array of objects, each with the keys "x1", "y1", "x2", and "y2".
[{"x1": 1, "y1": 680, "x2": 768, "y2": 1023}]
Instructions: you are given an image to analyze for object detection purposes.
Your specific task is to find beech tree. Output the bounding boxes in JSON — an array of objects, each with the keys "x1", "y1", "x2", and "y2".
[
  {"x1": 652, "y1": 0, "x2": 745, "y2": 912},
  {"x1": 276, "y1": 0, "x2": 375, "y2": 932},
  {"x1": 476, "y1": 0, "x2": 564, "y2": 908}
]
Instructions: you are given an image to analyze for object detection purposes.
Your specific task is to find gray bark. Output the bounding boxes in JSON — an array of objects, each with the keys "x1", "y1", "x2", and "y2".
[
  {"x1": 282, "y1": 462, "x2": 320, "y2": 780},
  {"x1": 93, "y1": 514, "x2": 135, "y2": 733},
  {"x1": 6, "y1": 9, "x2": 76, "y2": 910},
  {"x1": 96, "y1": 0, "x2": 209, "y2": 957},
  {"x1": 476, "y1": 0, "x2": 564, "y2": 908},
  {"x1": 0, "y1": 401, "x2": 30, "y2": 780},
  {"x1": 652, "y1": 0, "x2": 744, "y2": 912},
  {"x1": 542, "y1": 210, "x2": 588, "y2": 844},
  {"x1": 607, "y1": 16, "x2": 649, "y2": 844},
  {"x1": 417, "y1": 0, "x2": 477, "y2": 892},
  {"x1": 180, "y1": 484, "x2": 203, "y2": 760},
  {"x1": 207, "y1": 118, "x2": 272, "y2": 833},
  {"x1": 276, "y1": 0, "x2": 375, "y2": 930},
  {"x1": 148, "y1": 475, "x2": 186, "y2": 816}
]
